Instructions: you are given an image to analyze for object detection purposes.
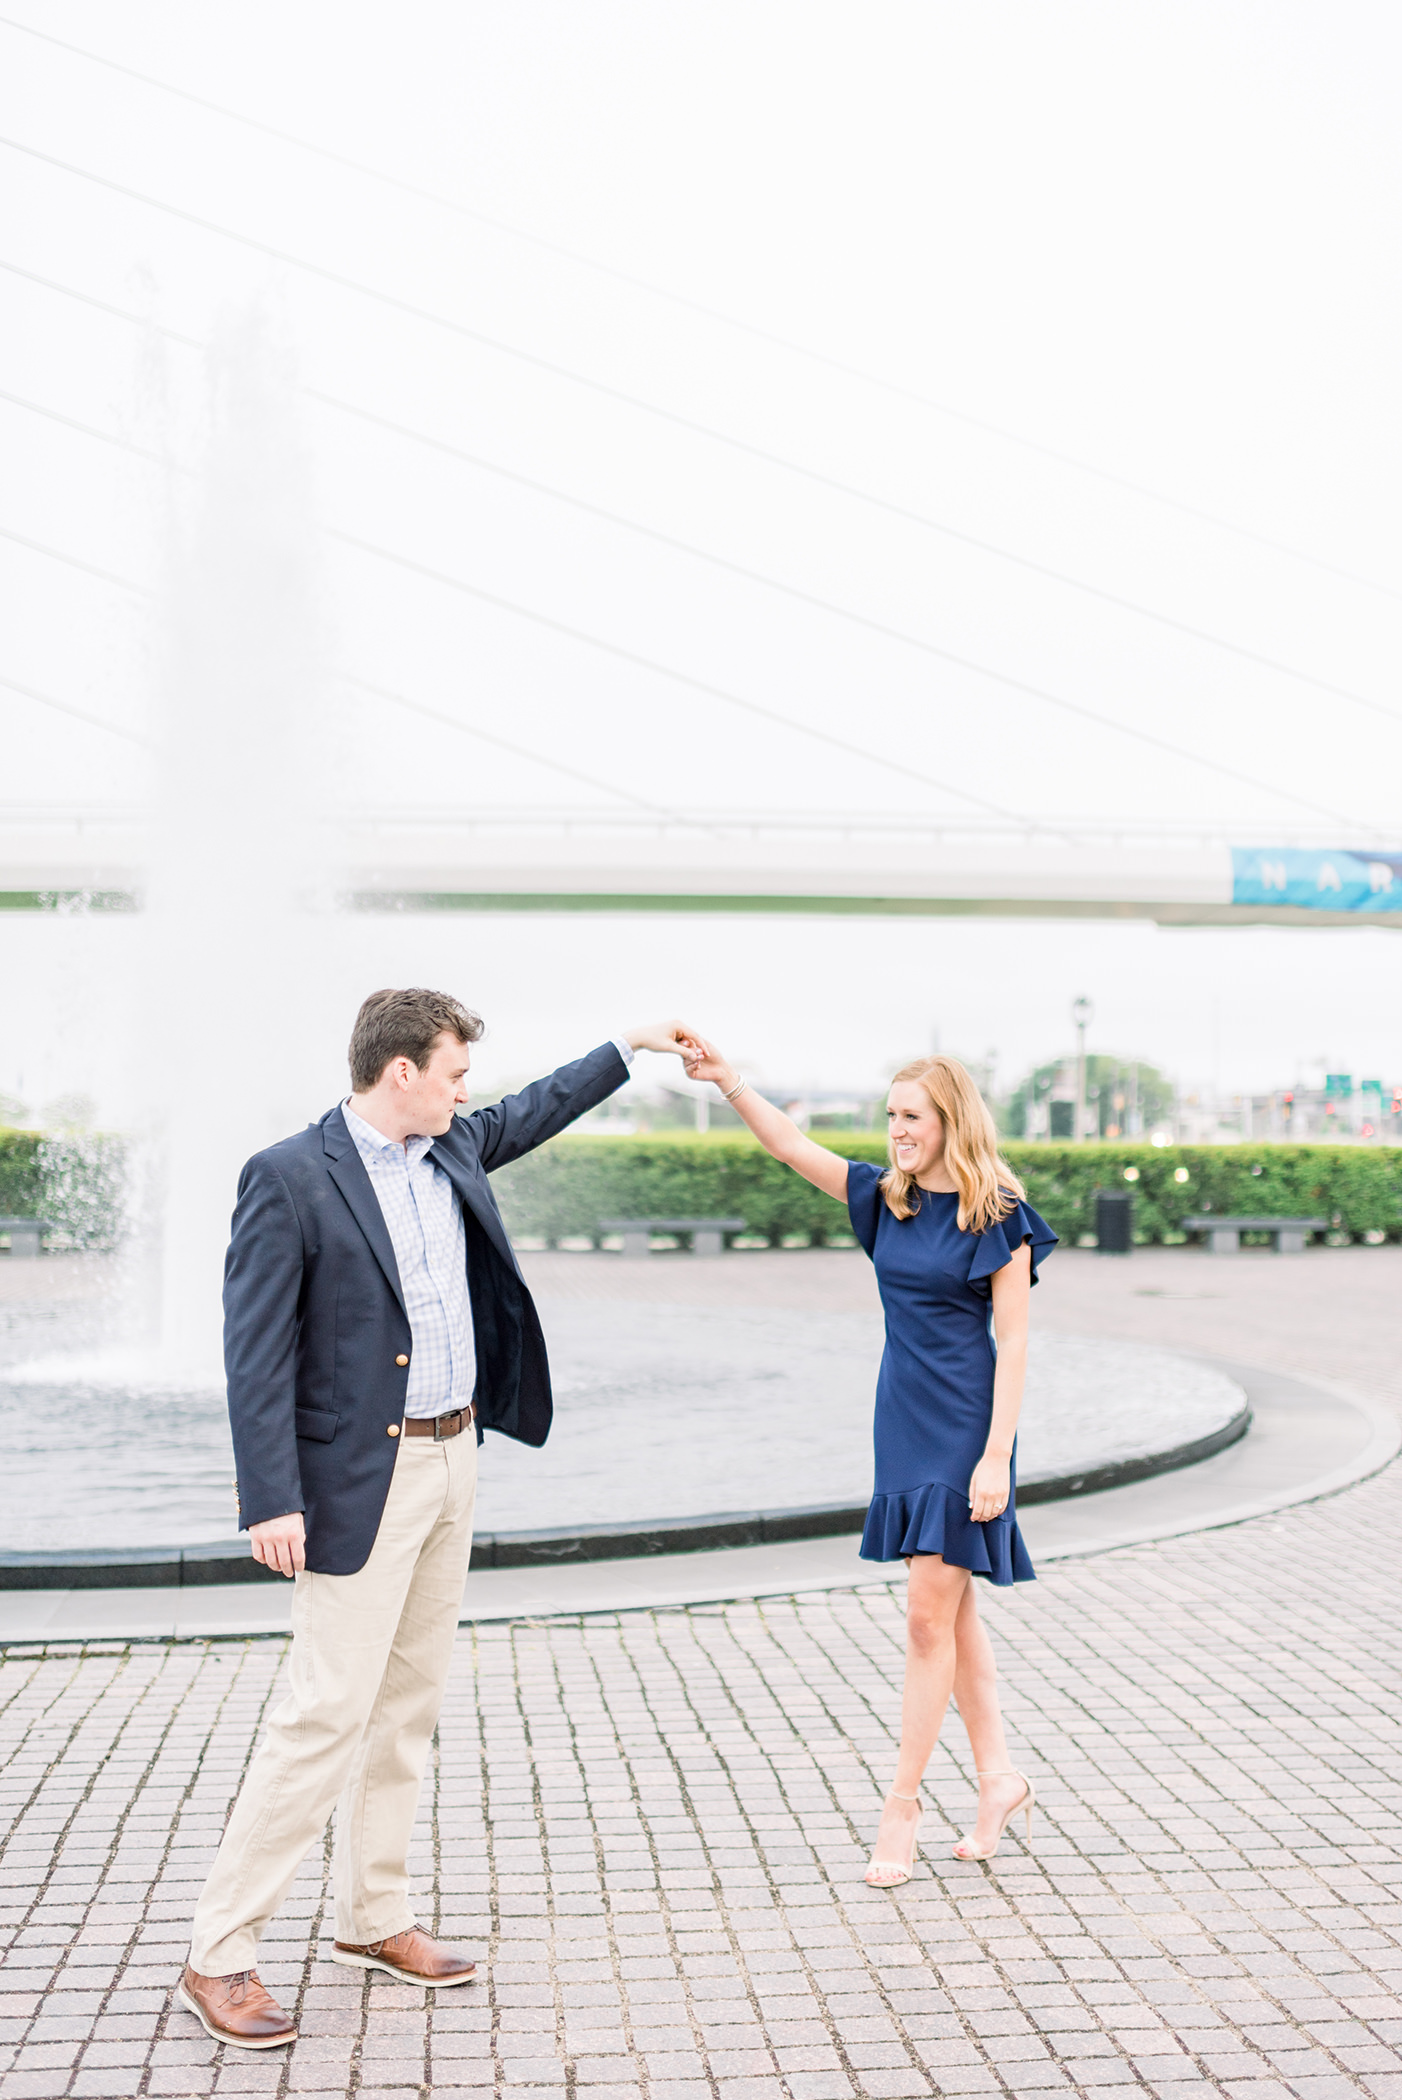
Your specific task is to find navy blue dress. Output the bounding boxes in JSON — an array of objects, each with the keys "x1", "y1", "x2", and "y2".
[{"x1": 847, "y1": 1161, "x2": 1057, "y2": 1583}]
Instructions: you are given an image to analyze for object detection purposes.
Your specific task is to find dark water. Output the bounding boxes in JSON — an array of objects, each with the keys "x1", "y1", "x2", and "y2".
[
  {"x1": 3, "y1": 1298, "x2": 1243, "y2": 1553},
  {"x1": 3, "y1": 1375, "x2": 237, "y2": 1551}
]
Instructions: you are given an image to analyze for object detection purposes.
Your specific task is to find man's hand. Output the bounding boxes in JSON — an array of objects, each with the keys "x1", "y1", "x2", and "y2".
[
  {"x1": 624, "y1": 1020, "x2": 700, "y2": 1058},
  {"x1": 249, "y1": 1512, "x2": 306, "y2": 1578}
]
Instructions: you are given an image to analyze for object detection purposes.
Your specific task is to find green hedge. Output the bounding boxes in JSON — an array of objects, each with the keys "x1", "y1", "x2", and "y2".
[
  {"x1": 493, "y1": 1136, "x2": 1402, "y2": 1248},
  {"x1": 494, "y1": 1134, "x2": 879, "y2": 1248},
  {"x1": 0, "y1": 1128, "x2": 128, "y2": 1251},
  {"x1": 1006, "y1": 1144, "x2": 1402, "y2": 1246},
  {"x1": 4, "y1": 1125, "x2": 1397, "y2": 1255}
]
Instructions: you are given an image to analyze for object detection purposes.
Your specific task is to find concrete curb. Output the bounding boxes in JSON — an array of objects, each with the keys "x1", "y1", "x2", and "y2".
[{"x1": 1030, "y1": 1362, "x2": 1401, "y2": 1562}]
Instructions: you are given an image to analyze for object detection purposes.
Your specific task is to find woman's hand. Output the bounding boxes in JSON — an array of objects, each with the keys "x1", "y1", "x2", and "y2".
[
  {"x1": 680, "y1": 1036, "x2": 851, "y2": 1200},
  {"x1": 968, "y1": 1452, "x2": 1011, "y2": 1525},
  {"x1": 681, "y1": 1034, "x2": 736, "y2": 1091}
]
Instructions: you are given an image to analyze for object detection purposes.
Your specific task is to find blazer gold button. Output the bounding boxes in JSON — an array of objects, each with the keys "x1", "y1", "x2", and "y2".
[
  {"x1": 396, "y1": 1354, "x2": 409, "y2": 1366},
  {"x1": 387, "y1": 1423, "x2": 400, "y2": 1437}
]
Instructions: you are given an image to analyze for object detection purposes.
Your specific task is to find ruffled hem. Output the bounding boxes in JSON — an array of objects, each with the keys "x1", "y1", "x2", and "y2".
[{"x1": 859, "y1": 1480, "x2": 1036, "y2": 1584}]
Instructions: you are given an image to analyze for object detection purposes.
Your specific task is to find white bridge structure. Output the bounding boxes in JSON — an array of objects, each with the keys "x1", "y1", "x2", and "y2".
[{"x1": 4, "y1": 807, "x2": 1401, "y2": 927}]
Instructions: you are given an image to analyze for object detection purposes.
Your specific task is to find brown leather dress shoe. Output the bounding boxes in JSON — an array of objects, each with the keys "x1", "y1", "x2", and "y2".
[
  {"x1": 177, "y1": 1964, "x2": 297, "y2": 2049},
  {"x1": 332, "y1": 1925, "x2": 478, "y2": 1986}
]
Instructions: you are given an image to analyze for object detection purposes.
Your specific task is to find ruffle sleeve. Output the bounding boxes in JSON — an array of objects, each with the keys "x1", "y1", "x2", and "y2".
[
  {"x1": 967, "y1": 1197, "x2": 1058, "y2": 1295},
  {"x1": 844, "y1": 1158, "x2": 885, "y2": 1257}
]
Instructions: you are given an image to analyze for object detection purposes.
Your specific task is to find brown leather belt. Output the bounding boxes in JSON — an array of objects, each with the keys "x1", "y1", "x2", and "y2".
[{"x1": 402, "y1": 1403, "x2": 476, "y2": 1440}]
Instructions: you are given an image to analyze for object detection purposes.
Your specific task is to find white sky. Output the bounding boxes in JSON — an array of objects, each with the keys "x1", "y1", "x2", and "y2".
[{"x1": 2, "y1": 2, "x2": 1401, "y2": 1112}]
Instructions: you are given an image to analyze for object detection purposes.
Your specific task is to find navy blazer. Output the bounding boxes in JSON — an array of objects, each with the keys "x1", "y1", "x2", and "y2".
[{"x1": 223, "y1": 1040, "x2": 627, "y2": 1574}]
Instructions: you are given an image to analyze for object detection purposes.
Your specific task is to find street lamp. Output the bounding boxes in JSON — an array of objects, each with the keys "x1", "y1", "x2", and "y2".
[{"x1": 1072, "y1": 996, "x2": 1094, "y2": 1142}]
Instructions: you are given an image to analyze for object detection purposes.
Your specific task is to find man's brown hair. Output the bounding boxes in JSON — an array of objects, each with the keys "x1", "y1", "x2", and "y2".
[{"x1": 348, "y1": 988, "x2": 484, "y2": 1093}]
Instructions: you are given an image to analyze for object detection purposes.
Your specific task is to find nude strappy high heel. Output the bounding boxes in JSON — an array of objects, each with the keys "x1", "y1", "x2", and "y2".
[
  {"x1": 952, "y1": 1770, "x2": 1035, "y2": 1861},
  {"x1": 865, "y1": 1789, "x2": 924, "y2": 1887}
]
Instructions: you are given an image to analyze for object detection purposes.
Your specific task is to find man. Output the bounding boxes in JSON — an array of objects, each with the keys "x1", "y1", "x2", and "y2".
[{"x1": 179, "y1": 990, "x2": 691, "y2": 2049}]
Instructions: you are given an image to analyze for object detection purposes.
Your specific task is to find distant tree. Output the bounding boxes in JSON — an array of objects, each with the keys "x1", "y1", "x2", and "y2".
[
  {"x1": 1004, "y1": 1056, "x2": 1175, "y2": 1139},
  {"x1": 1002, "y1": 1064, "x2": 1058, "y2": 1139}
]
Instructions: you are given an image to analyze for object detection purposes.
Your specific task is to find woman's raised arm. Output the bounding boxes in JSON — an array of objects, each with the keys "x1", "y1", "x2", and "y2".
[{"x1": 681, "y1": 1035, "x2": 851, "y2": 1202}]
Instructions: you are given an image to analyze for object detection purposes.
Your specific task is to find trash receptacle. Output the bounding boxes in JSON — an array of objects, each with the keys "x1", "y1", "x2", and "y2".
[{"x1": 1095, "y1": 1189, "x2": 1134, "y2": 1255}]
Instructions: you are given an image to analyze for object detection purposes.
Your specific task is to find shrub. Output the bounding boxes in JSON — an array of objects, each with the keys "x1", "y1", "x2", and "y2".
[
  {"x1": 1004, "y1": 1144, "x2": 1402, "y2": 1246},
  {"x1": 0, "y1": 1127, "x2": 129, "y2": 1251},
  {"x1": 492, "y1": 1136, "x2": 1402, "y2": 1247},
  {"x1": 0, "y1": 1129, "x2": 42, "y2": 1218},
  {"x1": 493, "y1": 1134, "x2": 880, "y2": 1247}
]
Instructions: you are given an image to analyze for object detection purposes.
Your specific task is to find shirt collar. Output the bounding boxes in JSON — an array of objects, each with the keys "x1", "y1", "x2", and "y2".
[{"x1": 343, "y1": 1100, "x2": 435, "y2": 1166}]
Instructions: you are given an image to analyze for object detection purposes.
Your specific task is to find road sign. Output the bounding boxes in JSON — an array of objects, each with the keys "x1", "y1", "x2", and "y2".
[{"x1": 1232, "y1": 848, "x2": 1402, "y2": 911}]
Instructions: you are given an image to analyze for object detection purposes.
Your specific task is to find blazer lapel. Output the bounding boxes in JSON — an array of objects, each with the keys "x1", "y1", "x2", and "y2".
[
  {"x1": 428, "y1": 1129, "x2": 518, "y2": 1268},
  {"x1": 321, "y1": 1106, "x2": 407, "y2": 1315}
]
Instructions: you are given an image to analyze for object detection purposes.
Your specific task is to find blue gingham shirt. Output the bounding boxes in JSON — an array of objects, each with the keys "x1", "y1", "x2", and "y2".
[{"x1": 343, "y1": 1038, "x2": 634, "y2": 1419}]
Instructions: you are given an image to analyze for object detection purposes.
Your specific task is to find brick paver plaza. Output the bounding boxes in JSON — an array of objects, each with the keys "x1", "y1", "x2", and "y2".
[{"x1": 4, "y1": 1446, "x2": 1401, "y2": 2100}]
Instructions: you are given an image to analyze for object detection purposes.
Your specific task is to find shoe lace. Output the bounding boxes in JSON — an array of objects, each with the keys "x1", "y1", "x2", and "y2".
[{"x1": 223, "y1": 1971, "x2": 255, "y2": 2004}]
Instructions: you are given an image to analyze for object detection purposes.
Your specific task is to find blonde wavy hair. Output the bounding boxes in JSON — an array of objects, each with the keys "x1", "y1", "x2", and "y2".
[{"x1": 880, "y1": 1055, "x2": 1024, "y2": 1235}]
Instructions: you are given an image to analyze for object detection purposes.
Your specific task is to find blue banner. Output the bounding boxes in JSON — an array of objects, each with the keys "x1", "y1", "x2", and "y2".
[{"x1": 1232, "y1": 848, "x2": 1402, "y2": 912}]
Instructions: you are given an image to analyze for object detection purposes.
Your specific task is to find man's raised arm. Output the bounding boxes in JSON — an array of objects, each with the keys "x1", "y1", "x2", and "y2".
[{"x1": 468, "y1": 1021, "x2": 694, "y2": 1173}]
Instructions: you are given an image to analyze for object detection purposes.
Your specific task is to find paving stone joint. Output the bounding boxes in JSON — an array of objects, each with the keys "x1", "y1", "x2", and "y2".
[{"x1": 3, "y1": 1452, "x2": 1401, "y2": 2100}]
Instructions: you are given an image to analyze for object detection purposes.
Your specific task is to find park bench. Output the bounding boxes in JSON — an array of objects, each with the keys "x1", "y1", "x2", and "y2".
[
  {"x1": 1181, "y1": 1213, "x2": 1327, "y2": 1255},
  {"x1": 0, "y1": 1216, "x2": 54, "y2": 1259},
  {"x1": 598, "y1": 1215, "x2": 748, "y2": 1258}
]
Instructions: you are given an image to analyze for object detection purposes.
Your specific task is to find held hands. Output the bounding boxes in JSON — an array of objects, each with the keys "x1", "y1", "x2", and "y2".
[
  {"x1": 624, "y1": 1020, "x2": 705, "y2": 1058},
  {"x1": 678, "y1": 1034, "x2": 736, "y2": 1090},
  {"x1": 968, "y1": 1453, "x2": 1011, "y2": 1526},
  {"x1": 249, "y1": 1511, "x2": 306, "y2": 1578},
  {"x1": 624, "y1": 1023, "x2": 739, "y2": 1095}
]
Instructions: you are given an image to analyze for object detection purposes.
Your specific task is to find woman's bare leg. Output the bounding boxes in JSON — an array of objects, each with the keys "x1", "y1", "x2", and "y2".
[
  {"x1": 867, "y1": 1555, "x2": 969, "y2": 1883},
  {"x1": 950, "y1": 1581, "x2": 1029, "y2": 1849}
]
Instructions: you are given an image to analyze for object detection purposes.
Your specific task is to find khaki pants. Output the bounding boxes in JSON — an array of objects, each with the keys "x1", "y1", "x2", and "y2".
[{"x1": 189, "y1": 1430, "x2": 478, "y2": 1975}]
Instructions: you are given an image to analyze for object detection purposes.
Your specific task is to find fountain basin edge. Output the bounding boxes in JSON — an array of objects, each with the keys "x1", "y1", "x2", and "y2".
[{"x1": 0, "y1": 1405, "x2": 1250, "y2": 1589}]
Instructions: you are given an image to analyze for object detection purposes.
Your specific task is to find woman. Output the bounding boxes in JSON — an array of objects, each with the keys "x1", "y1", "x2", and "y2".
[{"x1": 682, "y1": 1039, "x2": 1056, "y2": 1883}]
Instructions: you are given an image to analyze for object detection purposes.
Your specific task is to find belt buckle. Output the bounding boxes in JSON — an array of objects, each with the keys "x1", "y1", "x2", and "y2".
[{"x1": 433, "y1": 1410, "x2": 458, "y2": 1441}]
